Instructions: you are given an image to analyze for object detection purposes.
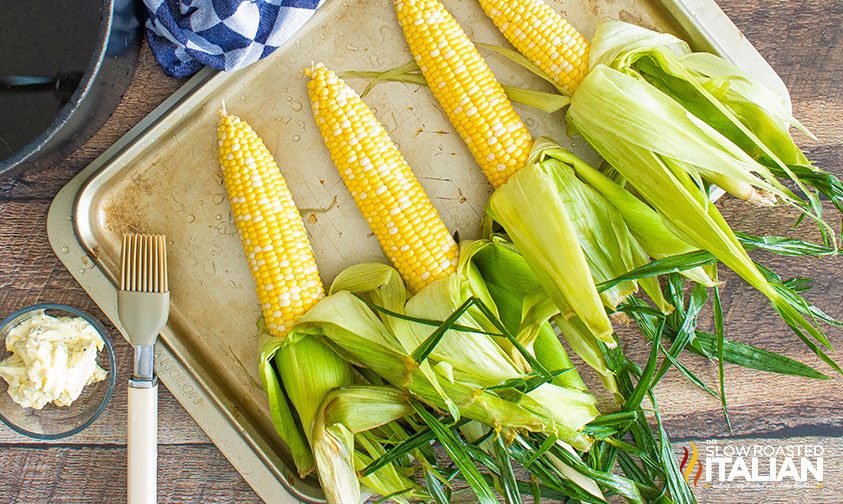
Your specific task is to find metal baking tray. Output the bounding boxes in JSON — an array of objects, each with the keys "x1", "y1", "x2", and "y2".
[{"x1": 47, "y1": 0, "x2": 787, "y2": 501}]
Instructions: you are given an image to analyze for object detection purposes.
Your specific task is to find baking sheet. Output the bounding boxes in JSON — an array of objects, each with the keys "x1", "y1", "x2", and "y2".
[{"x1": 48, "y1": 0, "x2": 787, "y2": 502}]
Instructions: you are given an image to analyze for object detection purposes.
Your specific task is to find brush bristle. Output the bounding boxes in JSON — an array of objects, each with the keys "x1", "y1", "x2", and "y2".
[{"x1": 120, "y1": 233, "x2": 169, "y2": 293}]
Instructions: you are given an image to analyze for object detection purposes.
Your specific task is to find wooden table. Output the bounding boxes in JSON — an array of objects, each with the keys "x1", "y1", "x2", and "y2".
[{"x1": 1, "y1": 1, "x2": 840, "y2": 502}]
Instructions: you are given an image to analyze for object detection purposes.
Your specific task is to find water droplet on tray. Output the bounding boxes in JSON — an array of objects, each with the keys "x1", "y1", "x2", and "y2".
[
  {"x1": 60, "y1": 246, "x2": 69, "y2": 254},
  {"x1": 291, "y1": 101, "x2": 303, "y2": 112},
  {"x1": 186, "y1": 214, "x2": 196, "y2": 223},
  {"x1": 292, "y1": 135, "x2": 301, "y2": 142}
]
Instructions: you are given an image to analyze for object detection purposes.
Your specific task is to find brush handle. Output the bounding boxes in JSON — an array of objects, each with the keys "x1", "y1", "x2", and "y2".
[{"x1": 128, "y1": 383, "x2": 158, "y2": 504}]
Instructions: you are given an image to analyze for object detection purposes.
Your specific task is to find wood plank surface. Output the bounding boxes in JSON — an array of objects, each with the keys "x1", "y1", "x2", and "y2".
[
  {"x1": 0, "y1": 445, "x2": 259, "y2": 503},
  {"x1": 0, "y1": 1, "x2": 840, "y2": 502}
]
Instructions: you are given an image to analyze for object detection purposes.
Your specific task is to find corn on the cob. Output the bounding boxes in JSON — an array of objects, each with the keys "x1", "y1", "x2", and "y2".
[
  {"x1": 218, "y1": 111, "x2": 326, "y2": 336},
  {"x1": 306, "y1": 64, "x2": 458, "y2": 293},
  {"x1": 478, "y1": 0, "x2": 590, "y2": 95},
  {"x1": 218, "y1": 111, "x2": 353, "y2": 478},
  {"x1": 393, "y1": 0, "x2": 533, "y2": 188}
]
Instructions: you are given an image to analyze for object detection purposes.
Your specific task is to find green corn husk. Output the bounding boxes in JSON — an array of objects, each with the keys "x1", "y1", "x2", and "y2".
[
  {"x1": 567, "y1": 66, "x2": 840, "y2": 373},
  {"x1": 585, "y1": 19, "x2": 839, "y2": 238},
  {"x1": 483, "y1": 139, "x2": 742, "y2": 391},
  {"x1": 326, "y1": 251, "x2": 601, "y2": 434},
  {"x1": 260, "y1": 328, "x2": 425, "y2": 501},
  {"x1": 469, "y1": 237, "x2": 619, "y2": 396},
  {"x1": 261, "y1": 246, "x2": 608, "y2": 501},
  {"x1": 487, "y1": 153, "x2": 612, "y2": 343},
  {"x1": 274, "y1": 338, "x2": 354, "y2": 447},
  {"x1": 404, "y1": 270, "x2": 526, "y2": 386},
  {"x1": 259, "y1": 272, "x2": 428, "y2": 499},
  {"x1": 570, "y1": 63, "x2": 789, "y2": 205},
  {"x1": 274, "y1": 343, "x2": 422, "y2": 502},
  {"x1": 288, "y1": 289, "x2": 596, "y2": 484},
  {"x1": 342, "y1": 65, "x2": 571, "y2": 114},
  {"x1": 531, "y1": 137, "x2": 716, "y2": 289},
  {"x1": 265, "y1": 242, "x2": 610, "y2": 501},
  {"x1": 677, "y1": 52, "x2": 813, "y2": 166},
  {"x1": 257, "y1": 325, "x2": 351, "y2": 476},
  {"x1": 487, "y1": 140, "x2": 681, "y2": 341},
  {"x1": 311, "y1": 386, "x2": 418, "y2": 504},
  {"x1": 329, "y1": 263, "x2": 460, "y2": 418},
  {"x1": 588, "y1": 20, "x2": 815, "y2": 165},
  {"x1": 466, "y1": 240, "x2": 580, "y2": 382}
]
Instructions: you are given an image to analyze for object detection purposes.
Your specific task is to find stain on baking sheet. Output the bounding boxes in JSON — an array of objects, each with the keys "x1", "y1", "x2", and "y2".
[{"x1": 619, "y1": 9, "x2": 651, "y2": 29}]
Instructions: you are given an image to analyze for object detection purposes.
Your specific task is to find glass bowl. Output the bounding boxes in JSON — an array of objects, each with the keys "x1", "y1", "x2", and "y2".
[{"x1": 0, "y1": 303, "x2": 116, "y2": 439}]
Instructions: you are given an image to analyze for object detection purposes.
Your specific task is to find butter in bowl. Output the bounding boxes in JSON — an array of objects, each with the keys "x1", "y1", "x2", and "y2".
[{"x1": 0, "y1": 304, "x2": 116, "y2": 439}]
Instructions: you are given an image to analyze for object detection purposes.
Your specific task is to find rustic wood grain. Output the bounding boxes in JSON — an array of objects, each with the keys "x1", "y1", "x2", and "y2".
[
  {"x1": 0, "y1": 1, "x2": 840, "y2": 502},
  {"x1": 0, "y1": 445, "x2": 260, "y2": 503}
]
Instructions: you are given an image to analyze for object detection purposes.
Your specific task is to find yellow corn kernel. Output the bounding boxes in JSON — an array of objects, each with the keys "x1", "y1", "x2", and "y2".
[
  {"x1": 306, "y1": 64, "x2": 458, "y2": 293},
  {"x1": 393, "y1": 0, "x2": 533, "y2": 188},
  {"x1": 479, "y1": 0, "x2": 590, "y2": 95},
  {"x1": 217, "y1": 111, "x2": 324, "y2": 338}
]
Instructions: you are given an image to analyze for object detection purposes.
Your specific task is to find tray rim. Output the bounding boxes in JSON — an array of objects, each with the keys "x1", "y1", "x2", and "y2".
[{"x1": 48, "y1": 1, "x2": 787, "y2": 502}]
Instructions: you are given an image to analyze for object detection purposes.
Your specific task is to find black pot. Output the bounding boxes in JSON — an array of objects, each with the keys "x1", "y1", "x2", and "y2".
[{"x1": 0, "y1": 0, "x2": 142, "y2": 181}]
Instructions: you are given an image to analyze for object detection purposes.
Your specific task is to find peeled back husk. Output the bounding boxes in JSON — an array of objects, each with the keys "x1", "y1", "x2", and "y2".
[
  {"x1": 260, "y1": 317, "x2": 420, "y2": 500},
  {"x1": 587, "y1": 19, "x2": 817, "y2": 200},
  {"x1": 271, "y1": 240, "x2": 605, "y2": 501},
  {"x1": 586, "y1": 19, "x2": 840, "y2": 244},
  {"x1": 311, "y1": 386, "x2": 417, "y2": 504},
  {"x1": 488, "y1": 155, "x2": 614, "y2": 344},
  {"x1": 293, "y1": 286, "x2": 597, "y2": 447},
  {"x1": 567, "y1": 66, "x2": 839, "y2": 372},
  {"x1": 531, "y1": 137, "x2": 716, "y2": 288},
  {"x1": 258, "y1": 325, "x2": 352, "y2": 476},
  {"x1": 488, "y1": 140, "x2": 680, "y2": 337},
  {"x1": 469, "y1": 236, "x2": 619, "y2": 395},
  {"x1": 333, "y1": 251, "x2": 602, "y2": 434},
  {"x1": 568, "y1": 63, "x2": 791, "y2": 207}
]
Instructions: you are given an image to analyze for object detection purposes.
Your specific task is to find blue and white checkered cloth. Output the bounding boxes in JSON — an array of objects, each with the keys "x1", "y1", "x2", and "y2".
[{"x1": 144, "y1": 0, "x2": 323, "y2": 78}]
